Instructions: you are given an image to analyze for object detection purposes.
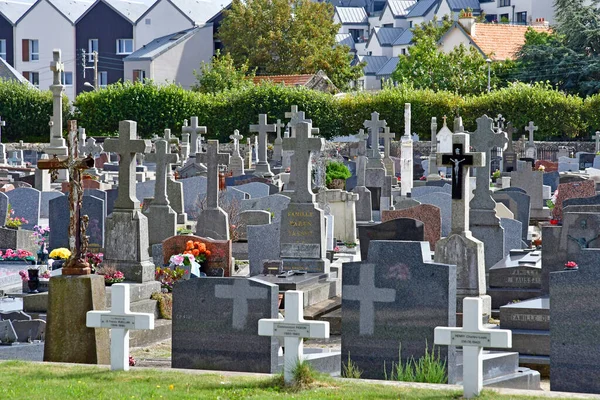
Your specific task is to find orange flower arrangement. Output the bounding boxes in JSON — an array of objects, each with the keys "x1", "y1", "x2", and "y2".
[{"x1": 183, "y1": 240, "x2": 211, "y2": 263}]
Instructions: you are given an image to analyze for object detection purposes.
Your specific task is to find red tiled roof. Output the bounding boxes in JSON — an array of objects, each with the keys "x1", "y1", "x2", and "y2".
[
  {"x1": 252, "y1": 74, "x2": 314, "y2": 86},
  {"x1": 469, "y1": 23, "x2": 551, "y2": 61}
]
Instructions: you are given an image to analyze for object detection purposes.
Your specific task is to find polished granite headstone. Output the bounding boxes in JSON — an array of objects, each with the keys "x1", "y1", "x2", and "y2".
[
  {"x1": 357, "y1": 218, "x2": 424, "y2": 261},
  {"x1": 489, "y1": 249, "x2": 541, "y2": 309},
  {"x1": 341, "y1": 240, "x2": 456, "y2": 380},
  {"x1": 172, "y1": 277, "x2": 279, "y2": 373}
]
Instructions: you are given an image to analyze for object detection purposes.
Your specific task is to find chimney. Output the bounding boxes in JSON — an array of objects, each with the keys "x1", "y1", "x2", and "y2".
[
  {"x1": 459, "y1": 11, "x2": 476, "y2": 36},
  {"x1": 532, "y1": 17, "x2": 549, "y2": 28}
]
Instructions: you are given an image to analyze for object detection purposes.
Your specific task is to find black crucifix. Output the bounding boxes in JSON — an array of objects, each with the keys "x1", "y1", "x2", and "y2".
[
  {"x1": 441, "y1": 143, "x2": 473, "y2": 200},
  {"x1": 38, "y1": 120, "x2": 95, "y2": 274}
]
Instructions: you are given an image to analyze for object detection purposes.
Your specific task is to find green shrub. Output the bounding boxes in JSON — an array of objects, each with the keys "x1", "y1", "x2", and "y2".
[
  {"x1": 325, "y1": 161, "x2": 351, "y2": 186},
  {"x1": 0, "y1": 79, "x2": 69, "y2": 142}
]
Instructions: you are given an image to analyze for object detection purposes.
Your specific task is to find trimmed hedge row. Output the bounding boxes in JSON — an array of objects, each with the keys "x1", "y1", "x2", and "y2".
[{"x1": 2, "y1": 80, "x2": 598, "y2": 142}]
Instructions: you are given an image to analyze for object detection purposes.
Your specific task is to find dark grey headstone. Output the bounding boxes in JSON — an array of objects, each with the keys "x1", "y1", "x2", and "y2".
[
  {"x1": 172, "y1": 277, "x2": 279, "y2": 373},
  {"x1": 563, "y1": 194, "x2": 600, "y2": 209},
  {"x1": 106, "y1": 188, "x2": 118, "y2": 215},
  {"x1": 11, "y1": 319, "x2": 46, "y2": 342},
  {"x1": 0, "y1": 311, "x2": 31, "y2": 321},
  {"x1": 0, "y1": 192, "x2": 8, "y2": 227},
  {"x1": 493, "y1": 191, "x2": 531, "y2": 242},
  {"x1": 40, "y1": 191, "x2": 63, "y2": 219},
  {"x1": 6, "y1": 187, "x2": 40, "y2": 230},
  {"x1": 500, "y1": 218, "x2": 525, "y2": 254},
  {"x1": 411, "y1": 185, "x2": 451, "y2": 198},
  {"x1": 543, "y1": 171, "x2": 560, "y2": 193},
  {"x1": 84, "y1": 189, "x2": 108, "y2": 216},
  {"x1": 550, "y1": 258, "x2": 600, "y2": 394},
  {"x1": 342, "y1": 240, "x2": 456, "y2": 380},
  {"x1": 357, "y1": 218, "x2": 424, "y2": 261},
  {"x1": 49, "y1": 195, "x2": 105, "y2": 249}
]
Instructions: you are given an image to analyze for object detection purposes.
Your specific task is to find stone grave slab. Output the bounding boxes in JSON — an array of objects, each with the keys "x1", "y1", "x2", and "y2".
[
  {"x1": 40, "y1": 191, "x2": 63, "y2": 219},
  {"x1": 6, "y1": 187, "x2": 40, "y2": 230},
  {"x1": 162, "y1": 235, "x2": 232, "y2": 277},
  {"x1": 357, "y1": 218, "x2": 424, "y2": 261},
  {"x1": 500, "y1": 218, "x2": 525, "y2": 254},
  {"x1": 381, "y1": 204, "x2": 441, "y2": 249},
  {"x1": 235, "y1": 182, "x2": 270, "y2": 199},
  {"x1": 12, "y1": 319, "x2": 46, "y2": 342},
  {"x1": 49, "y1": 195, "x2": 105, "y2": 250},
  {"x1": 0, "y1": 320, "x2": 17, "y2": 343},
  {"x1": 0, "y1": 310, "x2": 31, "y2": 321},
  {"x1": 248, "y1": 223, "x2": 280, "y2": 277}
]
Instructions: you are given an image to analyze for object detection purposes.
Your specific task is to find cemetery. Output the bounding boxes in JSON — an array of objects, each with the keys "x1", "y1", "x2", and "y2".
[{"x1": 2, "y1": 51, "x2": 600, "y2": 400}]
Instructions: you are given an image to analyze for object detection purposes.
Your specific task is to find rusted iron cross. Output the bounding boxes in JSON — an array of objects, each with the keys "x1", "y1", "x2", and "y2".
[{"x1": 38, "y1": 120, "x2": 95, "y2": 275}]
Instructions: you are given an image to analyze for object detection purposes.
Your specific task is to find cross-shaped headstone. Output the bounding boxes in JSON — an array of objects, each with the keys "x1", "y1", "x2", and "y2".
[
  {"x1": 343, "y1": 264, "x2": 396, "y2": 335},
  {"x1": 525, "y1": 121, "x2": 538, "y2": 145},
  {"x1": 454, "y1": 116, "x2": 465, "y2": 133},
  {"x1": 363, "y1": 112, "x2": 386, "y2": 159},
  {"x1": 163, "y1": 128, "x2": 179, "y2": 145},
  {"x1": 197, "y1": 140, "x2": 229, "y2": 209},
  {"x1": 214, "y1": 278, "x2": 267, "y2": 330},
  {"x1": 146, "y1": 139, "x2": 178, "y2": 206},
  {"x1": 250, "y1": 114, "x2": 276, "y2": 174},
  {"x1": 469, "y1": 115, "x2": 508, "y2": 214},
  {"x1": 275, "y1": 119, "x2": 285, "y2": 143},
  {"x1": 258, "y1": 291, "x2": 329, "y2": 383},
  {"x1": 593, "y1": 131, "x2": 600, "y2": 153},
  {"x1": 355, "y1": 129, "x2": 368, "y2": 157},
  {"x1": 230, "y1": 129, "x2": 243, "y2": 157},
  {"x1": 283, "y1": 121, "x2": 324, "y2": 203},
  {"x1": 0, "y1": 116, "x2": 6, "y2": 143},
  {"x1": 434, "y1": 297, "x2": 511, "y2": 398},
  {"x1": 86, "y1": 284, "x2": 154, "y2": 371},
  {"x1": 182, "y1": 116, "x2": 206, "y2": 155},
  {"x1": 104, "y1": 121, "x2": 151, "y2": 210},
  {"x1": 77, "y1": 127, "x2": 86, "y2": 155},
  {"x1": 273, "y1": 119, "x2": 285, "y2": 161},
  {"x1": 50, "y1": 49, "x2": 64, "y2": 86},
  {"x1": 82, "y1": 137, "x2": 103, "y2": 157},
  {"x1": 285, "y1": 105, "x2": 310, "y2": 137},
  {"x1": 438, "y1": 133, "x2": 485, "y2": 234},
  {"x1": 404, "y1": 103, "x2": 411, "y2": 137},
  {"x1": 381, "y1": 127, "x2": 396, "y2": 159},
  {"x1": 505, "y1": 122, "x2": 515, "y2": 152}
]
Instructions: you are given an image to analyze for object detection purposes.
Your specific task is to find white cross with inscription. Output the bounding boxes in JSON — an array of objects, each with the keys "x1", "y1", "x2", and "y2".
[
  {"x1": 363, "y1": 112, "x2": 386, "y2": 160},
  {"x1": 593, "y1": 131, "x2": 600, "y2": 153},
  {"x1": 258, "y1": 291, "x2": 329, "y2": 384},
  {"x1": 434, "y1": 297, "x2": 512, "y2": 399},
  {"x1": 525, "y1": 121, "x2": 538, "y2": 145},
  {"x1": 182, "y1": 116, "x2": 206, "y2": 155},
  {"x1": 86, "y1": 284, "x2": 154, "y2": 371}
]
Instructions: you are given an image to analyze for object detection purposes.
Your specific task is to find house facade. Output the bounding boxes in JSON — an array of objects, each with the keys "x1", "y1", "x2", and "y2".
[
  {"x1": 0, "y1": 0, "x2": 35, "y2": 67},
  {"x1": 479, "y1": 0, "x2": 556, "y2": 25}
]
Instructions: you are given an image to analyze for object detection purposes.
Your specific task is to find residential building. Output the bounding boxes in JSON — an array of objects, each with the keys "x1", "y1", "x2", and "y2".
[
  {"x1": 365, "y1": 26, "x2": 406, "y2": 57},
  {"x1": 355, "y1": 54, "x2": 388, "y2": 90},
  {"x1": 0, "y1": 0, "x2": 35, "y2": 67},
  {"x1": 378, "y1": 0, "x2": 415, "y2": 29},
  {"x1": 334, "y1": 6, "x2": 369, "y2": 54},
  {"x1": 0, "y1": 54, "x2": 32, "y2": 84},
  {"x1": 15, "y1": 0, "x2": 93, "y2": 99},
  {"x1": 253, "y1": 70, "x2": 339, "y2": 93},
  {"x1": 123, "y1": 25, "x2": 213, "y2": 88},
  {"x1": 479, "y1": 0, "x2": 556, "y2": 25}
]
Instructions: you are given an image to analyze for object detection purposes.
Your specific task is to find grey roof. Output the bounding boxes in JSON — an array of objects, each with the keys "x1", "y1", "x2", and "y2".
[
  {"x1": 105, "y1": 0, "x2": 149, "y2": 23},
  {"x1": 0, "y1": 0, "x2": 34, "y2": 24},
  {"x1": 406, "y1": 0, "x2": 438, "y2": 18},
  {"x1": 375, "y1": 27, "x2": 405, "y2": 46},
  {"x1": 376, "y1": 56, "x2": 399, "y2": 76},
  {"x1": 387, "y1": 0, "x2": 416, "y2": 17},
  {"x1": 392, "y1": 28, "x2": 413, "y2": 45},
  {"x1": 0, "y1": 57, "x2": 34, "y2": 86},
  {"x1": 446, "y1": 0, "x2": 480, "y2": 12},
  {"x1": 357, "y1": 55, "x2": 389, "y2": 75},
  {"x1": 327, "y1": 0, "x2": 368, "y2": 7},
  {"x1": 335, "y1": 6, "x2": 367, "y2": 24},
  {"x1": 124, "y1": 26, "x2": 200, "y2": 61},
  {"x1": 48, "y1": 0, "x2": 94, "y2": 22},
  {"x1": 166, "y1": 0, "x2": 225, "y2": 24},
  {"x1": 335, "y1": 33, "x2": 355, "y2": 50}
]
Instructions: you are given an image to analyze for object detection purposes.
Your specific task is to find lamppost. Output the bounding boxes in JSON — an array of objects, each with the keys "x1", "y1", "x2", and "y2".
[{"x1": 486, "y1": 58, "x2": 492, "y2": 93}]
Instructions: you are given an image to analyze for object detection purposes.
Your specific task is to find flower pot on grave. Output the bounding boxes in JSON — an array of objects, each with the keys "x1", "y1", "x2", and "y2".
[
  {"x1": 327, "y1": 179, "x2": 346, "y2": 190},
  {"x1": 27, "y1": 269, "x2": 39, "y2": 293}
]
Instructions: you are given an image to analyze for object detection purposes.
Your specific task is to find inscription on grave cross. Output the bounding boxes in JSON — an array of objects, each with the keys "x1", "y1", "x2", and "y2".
[
  {"x1": 197, "y1": 140, "x2": 230, "y2": 209},
  {"x1": 182, "y1": 116, "x2": 206, "y2": 155}
]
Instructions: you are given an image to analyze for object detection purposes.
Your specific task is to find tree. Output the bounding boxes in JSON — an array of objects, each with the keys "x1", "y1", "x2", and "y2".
[
  {"x1": 218, "y1": 0, "x2": 363, "y2": 90},
  {"x1": 192, "y1": 51, "x2": 255, "y2": 93}
]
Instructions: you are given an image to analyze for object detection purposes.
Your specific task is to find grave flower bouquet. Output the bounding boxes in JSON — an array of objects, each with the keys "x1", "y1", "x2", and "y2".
[
  {"x1": 5, "y1": 205, "x2": 28, "y2": 229},
  {"x1": 155, "y1": 265, "x2": 187, "y2": 292},
  {"x1": 564, "y1": 261, "x2": 578, "y2": 270},
  {"x1": 85, "y1": 252, "x2": 103, "y2": 273},
  {"x1": 0, "y1": 249, "x2": 35, "y2": 263},
  {"x1": 97, "y1": 265, "x2": 125, "y2": 285},
  {"x1": 49, "y1": 248, "x2": 71, "y2": 260},
  {"x1": 183, "y1": 240, "x2": 211, "y2": 263},
  {"x1": 32, "y1": 225, "x2": 50, "y2": 246}
]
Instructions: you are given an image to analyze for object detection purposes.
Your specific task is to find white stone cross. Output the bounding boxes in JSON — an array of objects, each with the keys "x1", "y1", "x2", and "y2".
[
  {"x1": 230, "y1": 129, "x2": 243, "y2": 157},
  {"x1": 343, "y1": 264, "x2": 396, "y2": 335},
  {"x1": 104, "y1": 121, "x2": 151, "y2": 210},
  {"x1": 434, "y1": 297, "x2": 512, "y2": 399},
  {"x1": 182, "y1": 116, "x2": 206, "y2": 155},
  {"x1": 197, "y1": 140, "x2": 229, "y2": 209},
  {"x1": 259, "y1": 291, "x2": 329, "y2": 384},
  {"x1": 215, "y1": 278, "x2": 267, "y2": 330},
  {"x1": 404, "y1": 103, "x2": 411, "y2": 137},
  {"x1": 275, "y1": 119, "x2": 285, "y2": 142},
  {"x1": 250, "y1": 114, "x2": 276, "y2": 175},
  {"x1": 163, "y1": 128, "x2": 179, "y2": 145},
  {"x1": 283, "y1": 121, "x2": 324, "y2": 203},
  {"x1": 525, "y1": 121, "x2": 538, "y2": 145},
  {"x1": 77, "y1": 127, "x2": 86, "y2": 155},
  {"x1": 146, "y1": 139, "x2": 178, "y2": 206},
  {"x1": 363, "y1": 112, "x2": 386, "y2": 160},
  {"x1": 593, "y1": 131, "x2": 600, "y2": 153},
  {"x1": 86, "y1": 284, "x2": 154, "y2": 371},
  {"x1": 50, "y1": 49, "x2": 64, "y2": 86}
]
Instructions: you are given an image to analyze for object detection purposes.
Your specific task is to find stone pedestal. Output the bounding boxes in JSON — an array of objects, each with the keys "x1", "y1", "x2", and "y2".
[
  {"x1": 103, "y1": 210, "x2": 155, "y2": 283},
  {"x1": 43, "y1": 275, "x2": 109, "y2": 364},
  {"x1": 229, "y1": 154, "x2": 245, "y2": 176},
  {"x1": 196, "y1": 207, "x2": 229, "y2": 240}
]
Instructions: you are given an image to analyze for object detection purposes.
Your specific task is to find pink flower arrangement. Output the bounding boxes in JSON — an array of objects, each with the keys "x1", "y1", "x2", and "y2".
[
  {"x1": 565, "y1": 261, "x2": 578, "y2": 269},
  {"x1": 18, "y1": 270, "x2": 28, "y2": 282}
]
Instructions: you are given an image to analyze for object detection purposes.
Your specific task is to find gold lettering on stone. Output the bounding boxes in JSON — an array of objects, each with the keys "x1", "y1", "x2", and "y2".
[
  {"x1": 510, "y1": 314, "x2": 549, "y2": 323},
  {"x1": 289, "y1": 221, "x2": 312, "y2": 227},
  {"x1": 287, "y1": 211, "x2": 314, "y2": 217}
]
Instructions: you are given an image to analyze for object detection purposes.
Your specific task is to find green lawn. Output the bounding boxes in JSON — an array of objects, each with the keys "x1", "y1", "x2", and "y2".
[{"x1": 0, "y1": 361, "x2": 562, "y2": 399}]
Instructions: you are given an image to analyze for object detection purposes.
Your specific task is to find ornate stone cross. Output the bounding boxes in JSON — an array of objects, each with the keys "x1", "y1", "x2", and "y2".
[
  {"x1": 230, "y1": 129, "x2": 243, "y2": 158},
  {"x1": 50, "y1": 49, "x2": 64, "y2": 86},
  {"x1": 525, "y1": 121, "x2": 538, "y2": 145}
]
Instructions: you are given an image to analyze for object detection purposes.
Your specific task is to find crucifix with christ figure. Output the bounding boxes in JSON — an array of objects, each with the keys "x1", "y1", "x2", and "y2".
[{"x1": 38, "y1": 120, "x2": 95, "y2": 274}]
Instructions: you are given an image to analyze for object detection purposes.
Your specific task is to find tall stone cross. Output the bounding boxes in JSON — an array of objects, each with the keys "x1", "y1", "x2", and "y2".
[
  {"x1": 430, "y1": 117, "x2": 438, "y2": 153},
  {"x1": 182, "y1": 116, "x2": 206, "y2": 155},
  {"x1": 525, "y1": 121, "x2": 538, "y2": 145},
  {"x1": 283, "y1": 121, "x2": 324, "y2": 203},
  {"x1": 146, "y1": 139, "x2": 178, "y2": 206},
  {"x1": 82, "y1": 137, "x2": 103, "y2": 158},
  {"x1": 273, "y1": 119, "x2": 285, "y2": 161},
  {"x1": 594, "y1": 131, "x2": 600, "y2": 153},
  {"x1": 469, "y1": 115, "x2": 508, "y2": 220},
  {"x1": 356, "y1": 129, "x2": 369, "y2": 187},
  {"x1": 435, "y1": 297, "x2": 512, "y2": 398},
  {"x1": 505, "y1": 122, "x2": 515, "y2": 152},
  {"x1": 77, "y1": 127, "x2": 86, "y2": 155},
  {"x1": 50, "y1": 49, "x2": 64, "y2": 86},
  {"x1": 363, "y1": 111, "x2": 386, "y2": 160},
  {"x1": 454, "y1": 116, "x2": 465, "y2": 133},
  {"x1": 250, "y1": 114, "x2": 276, "y2": 176},
  {"x1": 47, "y1": 50, "x2": 67, "y2": 154},
  {"x1": 86, "y1": 284, "x2": 154, "y2": 371},
  {"x1": 258, "y1": 291, "x2": 329, "y2": 384},
  {"x1": 104, "y1": 121, "x2": 151, "y2": 210},
  {"x1": 381, "y1": 127, "x2": 396, "y2": 176},
  {"x1": 438, "y1": 133, "x2": 485, "y2": 234},
  {"x1": 163, "y1": 128, "x2": 179, "y2": 145},
  {"x1": 275, "y1": 119, "x2": 285, "y2": 142},
  {"x1": 404, "y1": 103, "x2": 411, "y2": 137},
  {"x1": 197, "y1": 140, "x2": 230, "y2": 209},
  {"x1": 285, "y1": 105, "x2": 309, "y2": 137},
  {"x1": 356, "y1": 129, "x2": 368, "y2": 157},
  {"x1": 230, "y1": 129, "x2": 243, "y2": 157}
]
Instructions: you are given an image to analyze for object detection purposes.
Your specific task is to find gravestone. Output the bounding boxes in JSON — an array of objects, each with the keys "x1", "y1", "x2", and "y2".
[
  {"x1": 357, "y1": 218, "x2": 424, "y2": 260},
  {"x1": 342, "y1": 240, "x2": 456, "y2": 380},
  {"x1": 0, "y1": 320, "x2": 17, "y2": 343},
  {"x1": 241, "y1": 194, "x2": 290, "y2": 225},
  {"x1": 503, "y1": 123, "x2": 517, "y2": 173},
  {"x1": 238, "y1": 210, "x2": 271, "y2": 241},
  {"x1": 543, "y1": 171, "x2": 560, "y2": 193},
  {"x1": 273, "y1": 119, "x2": 285, "y2": 162},
  {"x1": 415, "y1": 192, "x2": 451, "y2": 237},
  {"x1": 381, "y1": 204, "x2": 441, "y2": 249},
  {"x1": 228, "y1": 129, "x2": 245, "y2": 176},
  {"x1": 493, "y1": 190, "x2": 531, "y2": 242},
  {"x1": 552, "y1": 180, "x2": 596, "y2": 221},
  {"x1": 400, "y1": 104, "x2": 413, "y2": 196},
  {"x1": 6, "y1": 187, "x2": 40, "y2": 230},
  {"x1": 510, "y1": 167, "x2": 545, "y2": 219},
  {"x1": 500, "y1": 218, "x2": 525, "y2": 254},
  {"x1": 182, "y1": 116, "x2": 205, "y2": 155},
  {"x1": 49, "y1": 193, "x2": 105, "y2": 250},
  {"x1": 236, "y1": 182, "x2": 270, "y2": 199},
  {"x1": 172, "y1": 277, "x2": 279, "y2": 373},
  {"x1": 381, "y1": 127, "x2": 396, "y2": 176},
  {"x1": 162, "y1": 235, "x2": 232, "y2": 277},
  {"x1": 12, "y1": 319, "x2": 46, "y2": 342},
  {"x1": 248, "y1": 223, "x2": 280, "y2": 276},
  {"x1": 437, "y1": 117, "x2": 453, "y2": 155},
  {"x1": 352, "y1": 129, "x2": 372, "y2": 222},
  {"x1": 250, "y1": 114, "x2": 276, "y2": 177},
  {"x1": 490, "y1": 249, "x2": 542, "y2": 309},
  {"x1": 524, "y1": 121, "x2": 538, "y2": 160},
  {"x1": 411, "y1": 184, "x2": 451, "y2": 198},
  {"x1": 0, "y1": 191, "x2": 8, "y2": 225}
]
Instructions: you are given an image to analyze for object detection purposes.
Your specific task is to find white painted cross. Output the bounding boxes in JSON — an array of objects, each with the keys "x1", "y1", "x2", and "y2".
[
  {"x1": 434, "y1": 297, "x2": 512, "y2": 399},
  {"x1": 593, "y1": 131, "x2": 600, "y2": 153},
  {"x1": 86, "y1": 284, "x2": 154, "y2": 371},
  {"x1": 182, "y1": 116, "x2": 206, "y2": 155},
  {"x1": 525, "y1": 121, "x2": 538, "y2": 145},
  {"x1": 258, "y1": 291, "x2": 329, "y2": 384},
  {"x1": 343, "y1": 264, "x2": 396, "y2": 336}
]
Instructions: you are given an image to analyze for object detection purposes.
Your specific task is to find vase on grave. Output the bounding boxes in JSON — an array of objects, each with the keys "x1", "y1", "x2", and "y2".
[
  {"x1": 37, "y1": 243, "x2": 49, "y2": 265},
  {"x1": 27, "y1": 268, "x2": 40, "y2": 293}
]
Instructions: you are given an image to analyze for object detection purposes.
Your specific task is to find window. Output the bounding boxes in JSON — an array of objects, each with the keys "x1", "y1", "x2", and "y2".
[
  {"x1": 88, "y1": 39, "x2": 98, "y2": 62},
  {"x1": 29, "y1": 39, "x2": 39, "y2": 61},
  {"x1": 116, "y1": 39, "x2": 133, "y2": 55},
  {"x1": 516, "y1": 11, "x2": 527, "y2": 24},
  {"x1": 0, "y1": 39, "x2": 5, "y2": 60},
  {"x1": 498, "y1": 0, "x2": 510, "y2": 6},
  {"x1": 409, "y1": 21, "x2": 413, "y2": 28},
  {"x1": 500, "y1": 13, "x2": 509, "y2": 22},
  {"x1": 401, "y1": 48, "x2": 406, "y2": 55},
  {"x1": 132, "y1": 69, "x2": 146, "y2": 82},
  {"x1": 61, "y1": 71, "x2": 73, "y2": 86},
  {"x1": 23, "y1": 71, "x2": 39, "y2": 87},
  {"x1": 349, "y1": 29, "x2": 365, "y2": 43},
  {"x1": 357, "y1": 79, "x2": 365, "y2": 90},
  {"x1": 485, "y1": 14, "x2": 498, "y2": 23},
  {"x1": 145, "y1": 18, "x2": 151, "y2": 25},
  {"x1": 99, "y1": 71, "x2": 108, "y2": 87}
]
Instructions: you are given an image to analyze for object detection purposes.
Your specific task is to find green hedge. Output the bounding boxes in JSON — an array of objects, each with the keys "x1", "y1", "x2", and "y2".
[
  {"x1": 2, "y1": 79, "x2": 598, "y2": 142},
  {"x1": 0, "y1": 79, "x2": 69, "y2": 142}
]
